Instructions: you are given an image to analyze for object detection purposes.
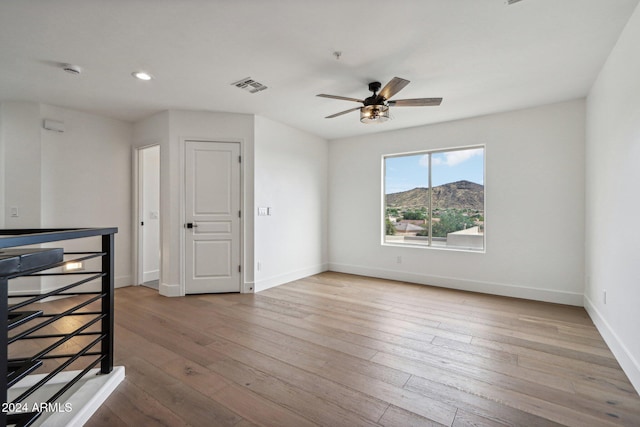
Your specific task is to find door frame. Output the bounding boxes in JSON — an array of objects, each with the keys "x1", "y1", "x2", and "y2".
[
  {"x1": 180, "y1": 138, "x2": 244, "y2": 295},
  {"x1": 133, "y1": 143, "x2": 161, "y2": 287}
]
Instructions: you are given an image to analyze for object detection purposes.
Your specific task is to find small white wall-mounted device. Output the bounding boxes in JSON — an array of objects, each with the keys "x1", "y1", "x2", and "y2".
[{"x1": 43, "y1": 119, "x2": 65, "y2": 133}]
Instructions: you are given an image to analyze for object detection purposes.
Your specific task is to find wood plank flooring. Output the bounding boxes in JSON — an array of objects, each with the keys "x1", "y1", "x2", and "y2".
[{"x1": 82, "y1": 272, "x2": 640, "y2": 427}]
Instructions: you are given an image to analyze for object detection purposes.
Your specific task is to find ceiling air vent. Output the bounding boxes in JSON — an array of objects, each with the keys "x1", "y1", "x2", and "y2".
[
  {"x1": 506, "y1": 0, "x2": 524, "y2": 4},
  {"x1": 231, "y1": 77, "x2": 268, "y2": 93}
]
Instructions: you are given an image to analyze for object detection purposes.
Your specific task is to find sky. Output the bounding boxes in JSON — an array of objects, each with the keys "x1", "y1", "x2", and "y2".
[{"x1": 385, "y1": 148, "x2": 484, "y2": 194}]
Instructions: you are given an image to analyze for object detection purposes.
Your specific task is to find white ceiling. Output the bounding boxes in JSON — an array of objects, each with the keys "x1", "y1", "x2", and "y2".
[{"x1": 1, "y1": 0, "x2": 638, "y2": 140}]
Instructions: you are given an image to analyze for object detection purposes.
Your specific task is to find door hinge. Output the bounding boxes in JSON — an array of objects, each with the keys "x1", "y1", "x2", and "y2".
[
  {"x1": 238, "y1": 210, "x2": 241, "y2": 218},
  {"x1": 238, "y1": 155, "x2": 242, "y2": 163},
  {"x1": 238, "y1": 265, "x2": 241, "y2": 273}
]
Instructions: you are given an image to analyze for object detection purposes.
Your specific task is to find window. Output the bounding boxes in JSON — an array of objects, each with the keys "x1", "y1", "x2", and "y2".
[{"x1": 383, "y1": 146, "x2": 484, "y2": 251}]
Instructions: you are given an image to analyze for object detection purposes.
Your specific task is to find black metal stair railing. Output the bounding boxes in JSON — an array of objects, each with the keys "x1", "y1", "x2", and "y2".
[{"x1": 0, "y1": 228, "x2": 117, "y2": 427}]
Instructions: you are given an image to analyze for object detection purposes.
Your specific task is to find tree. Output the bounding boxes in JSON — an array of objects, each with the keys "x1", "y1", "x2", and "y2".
[
  {"x1": 385, "y1": 218, "x2": 396, "y2": 235},
  {"x1": 431, "y1": 209, "x2": 475, "y2": 237},
  {"x1": 402, "y1": 209, "x2": 427, "y2": 220}
]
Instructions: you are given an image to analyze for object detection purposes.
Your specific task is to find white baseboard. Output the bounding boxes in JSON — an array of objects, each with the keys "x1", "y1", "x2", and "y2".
[
  {"x1": 115, "y1": 275, "x2": 131, "y2": 288},
  {"x1": 255, "y1": 263, "x2": 329, "y2": 292},
  {"x1": 584, "y1": 295, "x2": 640, "y2": 394},
  {"x1": 159, "y1": 282, "x2": 181, "y2": 297},
  {"x1": 142, "y1": 269, "x2": 159, "y2": 283},
  {"x1": 242, "y1": 281, "x2": 255, "y2": 293},
  {"x1": 328, "y1": 263, "x2": 584, "y2": 306}
]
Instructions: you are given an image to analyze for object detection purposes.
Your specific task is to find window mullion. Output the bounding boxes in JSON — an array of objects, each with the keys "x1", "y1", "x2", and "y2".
[{"x1": 428, "y1": 153, "x2": 432, "y2": 247}]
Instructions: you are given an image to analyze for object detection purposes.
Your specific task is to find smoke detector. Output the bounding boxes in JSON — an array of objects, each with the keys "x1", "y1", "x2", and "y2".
[{"x1": 62, "y1": 64, "x2": 82, "y2": 75}]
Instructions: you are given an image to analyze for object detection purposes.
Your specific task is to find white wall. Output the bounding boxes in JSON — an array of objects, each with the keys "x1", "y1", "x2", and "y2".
[
  {"x1": 0, "y1": 102, "x2": 43, "y2": 293},
  {"x1": 132, "y1": 111, "x2": 169, "y2": 288},
  {"x1": 39, "y1": 104, "x2": 133, "y2": 288},
  {"x1": 585, "y1": 3, "x2": 640, "y2": 392},
  {"x1": 329, "y1": 99, "x2": 585, "y2": 305},
  {"x1": 134, "y1": 110, "x2": 255, "y2": 296},
  {"x1": 254, "y1": 116, "x2": 329, "y2": 291},
  {"x1": 1, "y1": 102, "x2": 42, "y2": 228},
  {"x1": 0, "y1": 102, "x2": 133, "y2": 289}
]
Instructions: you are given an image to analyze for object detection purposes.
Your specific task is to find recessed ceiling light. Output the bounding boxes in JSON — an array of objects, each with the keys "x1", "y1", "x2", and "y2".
[{"x1": 132, "y1": 71, "x2": 153, "y2": 81}]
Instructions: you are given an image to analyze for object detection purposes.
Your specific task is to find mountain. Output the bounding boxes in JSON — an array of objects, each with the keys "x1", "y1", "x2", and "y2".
[{"x1": 386, "y1": 180, "x2": 484, "y2": 211}]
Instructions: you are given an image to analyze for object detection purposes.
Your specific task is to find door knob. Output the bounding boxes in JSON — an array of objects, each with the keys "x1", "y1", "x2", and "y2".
[{"x1": 186, "y1": 222, "x2": 198, "y2": 229}]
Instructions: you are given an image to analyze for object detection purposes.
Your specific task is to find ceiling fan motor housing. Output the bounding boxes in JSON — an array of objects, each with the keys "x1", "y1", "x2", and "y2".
[{"x1": 365, "y1": 82, "x2": 384, "y2": 106}]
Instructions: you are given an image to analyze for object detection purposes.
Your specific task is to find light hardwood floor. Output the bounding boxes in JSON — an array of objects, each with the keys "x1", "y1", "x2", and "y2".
[{"x1": 83, "y1": 272, "x2": 640, "y2": 427}]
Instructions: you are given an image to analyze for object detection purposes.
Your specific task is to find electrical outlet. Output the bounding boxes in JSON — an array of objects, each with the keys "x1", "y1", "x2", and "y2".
[
  {"x1": 396, "y1": 256, "x2": 402, "y2": 264},
  {"x1": 10, "y1": 207, "x2": 18, "y2": 217},
  {"x1": 257, "y1": 261, "x2": 262, "y2": 271}
]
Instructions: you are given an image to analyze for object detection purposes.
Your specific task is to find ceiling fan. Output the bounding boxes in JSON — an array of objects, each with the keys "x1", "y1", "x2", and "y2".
[{"x1": 317, "y1": 77, "x2": 442, "y2": 124}]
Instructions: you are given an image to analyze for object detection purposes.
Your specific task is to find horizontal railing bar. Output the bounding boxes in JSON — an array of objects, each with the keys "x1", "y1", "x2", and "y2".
[
  {"x1": 39, "y1": 311, "x2": 102, "y2": 318},
  {"x1": 55, "y1": 292, "x2": 102, "y2": 296},
  {"x1": 12, "y1": 334, "x2": 105, "y2": 403},
  {"x1": 35, "y1": 351, "x2": 102, "y2": 360},
  {"x1": 8, "y1": 294, "x2": 105, "y2": 344},
  {"x1": 8, "y1": 273, "x2": 104, "y2": 310},
  {"x1": 29, "y1": 271, "x2": 103, "y2": 276},
  {"x1": 32, "y1": 315, "x2": 104, "y2": 361},
  {"x1": 65, "y1": 252, "x2": 105, "y2": 261},
  {"x1": 18, "y1": 331, "x2": 102, "y2": 340},
  {"x1": 9, "y1": 292, "x2": 102, "y2": 299},
  {"x1": 9, "y1": 352, "x2": 102, "y2": 363}
]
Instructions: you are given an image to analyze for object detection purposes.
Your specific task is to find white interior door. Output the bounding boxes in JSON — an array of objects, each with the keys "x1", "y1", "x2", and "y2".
[{"x1": 185, "y1": 141, "x2": 241, "y2": 294}]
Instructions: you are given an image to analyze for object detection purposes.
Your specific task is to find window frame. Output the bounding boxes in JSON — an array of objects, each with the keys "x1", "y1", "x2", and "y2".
[{"x1": 382, "y1": 144, "x2": 486, "y2": 253}]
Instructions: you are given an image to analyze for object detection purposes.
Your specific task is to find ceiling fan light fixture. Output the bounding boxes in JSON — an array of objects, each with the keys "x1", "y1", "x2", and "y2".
[{"x1": 360, "y1": 105, "x2": 390, "y2": 124}]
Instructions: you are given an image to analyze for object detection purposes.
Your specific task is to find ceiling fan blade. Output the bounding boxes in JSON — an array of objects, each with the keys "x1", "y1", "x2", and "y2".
[
  {"x1": 317, "y1": 94, "x2": 364, "y2": 103},
  {"x1": 377, "y1": 77, "x2": 410, "y2": 102},
  {"x1": 325, "y1": 107, "x2": 361, "y2": 119},
  {"x1": 388, "y1": 98, "x2": 443, "y2": 107}
]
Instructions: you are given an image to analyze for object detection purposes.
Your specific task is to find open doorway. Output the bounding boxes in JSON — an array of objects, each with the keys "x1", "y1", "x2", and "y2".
[{"x1": 138, "y1": 145, "x2": 160, "y2": 289}]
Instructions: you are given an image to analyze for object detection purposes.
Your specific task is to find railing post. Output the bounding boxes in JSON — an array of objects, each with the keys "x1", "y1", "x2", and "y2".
[
  {"x1": 1, "y1": 277, "x2": 7, "y2": 426},
  {"x1": 100, "y1": 233, "x2": 114, "y2": 374}
]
